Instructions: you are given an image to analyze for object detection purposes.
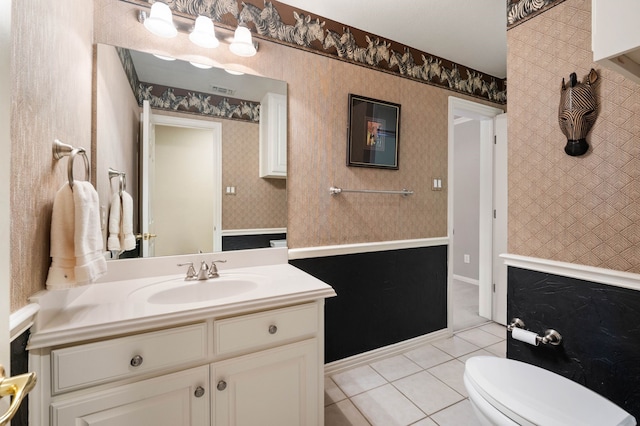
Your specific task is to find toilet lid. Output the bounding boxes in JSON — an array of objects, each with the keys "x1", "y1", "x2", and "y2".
[{"x1": 465, "y1": 356, "x2": 636, "y2": 426}]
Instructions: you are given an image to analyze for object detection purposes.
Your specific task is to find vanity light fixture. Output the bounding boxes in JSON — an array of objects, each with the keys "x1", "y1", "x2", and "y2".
[
  {"x1": 229, "y1": 23, "x2": 257, "y2": 57},
  {"x1": 189, "y1": 16, "x2": 219, "y2": 49},
  {"x1": 143, "y1": 2, "x2": 177, "y2": 38}
]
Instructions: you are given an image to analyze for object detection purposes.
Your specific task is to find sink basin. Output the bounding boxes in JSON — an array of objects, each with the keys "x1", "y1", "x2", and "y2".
[
  {"x1": 129, "y1": 274, "x2": 263, "y2": 305},
  {"x1": 148, "y1": 279, "x2": 258, "y2": 304}
]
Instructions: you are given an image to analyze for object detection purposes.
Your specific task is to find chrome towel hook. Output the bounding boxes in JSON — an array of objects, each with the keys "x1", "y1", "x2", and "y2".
[{"x1": 53, "y1": 139, "x2": 91, "y2": 189}]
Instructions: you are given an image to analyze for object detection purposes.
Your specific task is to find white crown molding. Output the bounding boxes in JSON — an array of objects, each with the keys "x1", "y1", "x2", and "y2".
[{"x1": 10, "y1": 303, "x2": 40, "y2": 341}]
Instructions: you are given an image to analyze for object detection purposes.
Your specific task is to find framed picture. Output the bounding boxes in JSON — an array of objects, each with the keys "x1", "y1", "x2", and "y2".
[{"x1": 347, "y1": 94, "x2": 401, "y2": 169}]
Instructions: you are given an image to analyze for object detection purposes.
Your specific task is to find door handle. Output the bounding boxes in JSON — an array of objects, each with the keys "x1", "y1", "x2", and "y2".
[
  {"x1": 135, "y1": 233, "x2": 157, "y2": 240},
  {"x1": 0, "y1": 365, "x2": 37, "y2": 425}
]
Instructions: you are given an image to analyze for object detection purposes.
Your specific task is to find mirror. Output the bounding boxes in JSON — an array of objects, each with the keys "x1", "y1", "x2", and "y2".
[{"x1": 95, "y1": 44, "x2": 287, "y2": 259}]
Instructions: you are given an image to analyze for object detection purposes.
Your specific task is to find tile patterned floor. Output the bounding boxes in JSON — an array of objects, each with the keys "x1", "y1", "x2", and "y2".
[{"x1": 324, "y1": 322, "x2": 507, "y2": 425}]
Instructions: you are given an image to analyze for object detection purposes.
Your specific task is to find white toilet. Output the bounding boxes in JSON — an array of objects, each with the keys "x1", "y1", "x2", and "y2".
[{"x1": 464, "y1": 356, "x2": 636, "y2": 426}]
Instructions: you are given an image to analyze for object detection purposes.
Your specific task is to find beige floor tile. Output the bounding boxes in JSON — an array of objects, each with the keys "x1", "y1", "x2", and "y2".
[
  {"x1": 351, "y1": 384, "x2": 426, "y2": 426},
  {"x1": 325, "y1": 377, "x2": 347, "y2": 406},
  {"x1": 457, "y1": 348, "x2": 496, "y2": 363},
  {"x1": 370, "y1": 355, "x2": 422, "y2": 382},
  {"x1": 429, "y1": 400, "x2": 482, "y2": 426},
  {"x1": 392, "y1": 370, "x2": 464, "y2": 415},
  {"x1": 411, "y1": 417, "x2": 438, "y2": 425},
  {"x1": 332, "y1": 365, "x2": 388, "y2": 397},
  {"x1": 325, "y1": 399, "x2": 371, "y2": 426},
  {"x1": 455, "y1": 327, "x2": 504, "y2": 348},
  {"x1": 427, "y1": 359, "x2": 468, "y2": 397},
  {"x1": 404, "y1": 344, "x2": 453, "y2": 369},
  {"x1": 432, "y1": 336, "x2": 481, "y2": 358},
  {"x1": 479, "y1": 322, "x2": 507, "y2": 338},
  {"x1": 484, "y1": 340, "x2": 507, "y2": 358}
]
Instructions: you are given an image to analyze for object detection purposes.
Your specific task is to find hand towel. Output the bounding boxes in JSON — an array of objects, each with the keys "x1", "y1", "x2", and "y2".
[
  {"x1": 121, "y1": 190, "x2": 136, "y2": 251},
  {"x1": 46, "y1": 181, "x2": 108, "y2": 290},
  {"x1": 107, "y1": 192, "x2": 122, "y2": 251},
  {"x1": 46, "y1": 183, "x2": 77, "y2": 289},
  {"x1": 107, "y1": 190, "x2": 136, "y2": 251},
  {"x1": 72, "y1": 181, "x2": 108, "y2": 285}
]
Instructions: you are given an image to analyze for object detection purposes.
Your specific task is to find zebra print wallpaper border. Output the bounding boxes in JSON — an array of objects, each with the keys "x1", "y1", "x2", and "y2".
[
  {"x1": 507, "y1": 0, "x2": 568, "y2": 28},
  {"x1": 123, "y1": 0, "x2": 507, "y2": 104},
  {"x1": 116, "y1": 46, "x2": 261, "y2": 123}
]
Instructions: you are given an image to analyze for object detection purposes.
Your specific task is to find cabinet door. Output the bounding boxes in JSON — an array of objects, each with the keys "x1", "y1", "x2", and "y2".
[
  {"x1": 212, "y1": 339, "x2": 319, "y2": 426},
  {"x1": 51, "y1": 366, "x2": 209, "y2": 426}
]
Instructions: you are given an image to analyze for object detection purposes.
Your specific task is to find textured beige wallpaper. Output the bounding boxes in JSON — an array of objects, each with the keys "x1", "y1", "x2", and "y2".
[
  {"x1": 10, "y1": 0, "x2": 501, "y2": 310},
  {"x1": 222, "y1": 120, "x2": 287, "y2": 230},
  {"x1": 507, "y1": 0, "x2": 640, "y2": 272},
  {"x1": 10, "y1": 0, "x2": 94, "y2": 310}
]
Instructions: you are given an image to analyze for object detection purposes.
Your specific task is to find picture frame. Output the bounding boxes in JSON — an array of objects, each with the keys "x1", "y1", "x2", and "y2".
[{"x1": 347, "y1": 94, "x2": 401, "y2": 170}]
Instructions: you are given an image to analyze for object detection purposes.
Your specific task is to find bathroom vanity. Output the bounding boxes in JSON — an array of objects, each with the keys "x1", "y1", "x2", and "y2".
[{"x1": 27, "y1": 248, "x2": 336, "y2": 425}]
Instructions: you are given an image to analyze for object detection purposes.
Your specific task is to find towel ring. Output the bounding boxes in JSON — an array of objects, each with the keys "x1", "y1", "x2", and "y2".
[
  {"x1": 53, "y1": 140, "x2": 91, "y2": 190},
  {"x1": 68, "y1": 149, "x2": 90, "y2": 189}
]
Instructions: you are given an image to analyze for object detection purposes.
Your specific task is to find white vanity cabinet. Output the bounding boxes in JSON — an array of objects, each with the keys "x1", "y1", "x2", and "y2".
[
  {"x1": 592, "y1": 0, "x2": 640, "y2": 84},
  {"x1": 259, "y1": 92, "x2": 287, "y2": 178},
  {"x1": 34, "y1": 301, "x2": 325, "y2": 426},
  {"x1": 50, "y1": 365, "x2": 210, "y2": 426}
]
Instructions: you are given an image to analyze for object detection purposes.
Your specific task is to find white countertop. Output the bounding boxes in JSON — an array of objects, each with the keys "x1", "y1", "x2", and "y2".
[{"x1": 28, "y1": 249, "x2": 336, "y2": 349}]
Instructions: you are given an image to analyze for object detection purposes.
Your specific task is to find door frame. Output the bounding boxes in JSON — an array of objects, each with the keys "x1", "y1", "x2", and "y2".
[
  {"x1": 144, "y1": 112, "x2": 223, "y2": 253},
  {"x1": 447, "y1": 97, "x2": 504, "y2": 328},
  {"x1": 1, "y1": 0, "x2": 12, "y2": 370}
]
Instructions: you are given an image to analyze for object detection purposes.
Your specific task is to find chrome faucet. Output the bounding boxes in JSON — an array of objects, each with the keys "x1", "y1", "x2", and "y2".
[
  {"x1": 197, "y1": 261, "x2": 210, "y2": 280},
  {"x1": 178, "y1": 260, "x2": 227, "y2": 280},
  {"x1": 208, "y1": 260, "x2": 227, "y2": 278},
  {"x1": 177, "y1": 262, "x2": 197, "y2": 280}
]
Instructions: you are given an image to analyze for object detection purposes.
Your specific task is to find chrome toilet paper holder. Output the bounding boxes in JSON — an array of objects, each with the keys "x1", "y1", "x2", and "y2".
[{"x1": 508, "y1": 318, "x2": 562, "y2": 346}]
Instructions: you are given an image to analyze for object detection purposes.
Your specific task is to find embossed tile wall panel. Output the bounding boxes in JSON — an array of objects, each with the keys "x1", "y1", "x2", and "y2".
[{"x1": 507, "y1": 0, "x2": 640, "y2": 272}]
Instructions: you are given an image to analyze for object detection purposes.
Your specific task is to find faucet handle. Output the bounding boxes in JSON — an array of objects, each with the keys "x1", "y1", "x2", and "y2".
[
  {"x1": 208, "y1": 260, "x2": 227, "y2": 278},
  {"x1": 177, "y1": 262, "x2": 197, "y2": 280}
]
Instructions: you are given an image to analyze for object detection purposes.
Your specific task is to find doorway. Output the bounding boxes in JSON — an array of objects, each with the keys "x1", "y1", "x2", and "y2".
[{"x1": 447, "y1": 97, "x2": 506, "y2": 330}]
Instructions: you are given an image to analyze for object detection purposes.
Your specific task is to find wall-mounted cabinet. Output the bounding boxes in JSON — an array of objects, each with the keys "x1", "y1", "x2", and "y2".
[
  {"x1": 259, "y1": 92, "x2": 287, "y2": 179},
  {"x1": 592, "y1": 0, "x2": 640, "y2": 84}
]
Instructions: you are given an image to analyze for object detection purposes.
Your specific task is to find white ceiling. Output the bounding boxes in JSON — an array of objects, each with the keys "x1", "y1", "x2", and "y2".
[{"x1": 277, "y1": 0, "x2": 507, "y2": 78}]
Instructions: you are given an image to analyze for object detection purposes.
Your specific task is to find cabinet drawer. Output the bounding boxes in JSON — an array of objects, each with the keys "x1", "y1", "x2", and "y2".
[
  {"x1": 52, "y1": 323, "x2": 207, "y2": 394},
  {"x1": 214, "y1": 303, "x2": 318, "y2": 356}
]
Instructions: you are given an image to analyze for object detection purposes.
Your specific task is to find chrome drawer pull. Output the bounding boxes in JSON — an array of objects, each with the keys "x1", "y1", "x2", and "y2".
[
  {"x1": 130, "y1": 355, "x2": 144, "y2": 367},
  {"x1": 268, "y1": 325, "x2": 278, "y2": 335},
  {"x1": 194, "y1": 386, "x2": 205, "y2": 398},
  {"x1": 217, "y1": 380, "x2": 227, "y2": 391}
]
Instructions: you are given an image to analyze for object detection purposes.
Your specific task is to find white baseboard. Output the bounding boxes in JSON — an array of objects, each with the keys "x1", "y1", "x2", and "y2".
[
  {"x1": 453, "y1": 274, "x2": 480, "y2": 286},
  {"x1": 324, "y1": 328, "x2": 451, "y2": 376}
]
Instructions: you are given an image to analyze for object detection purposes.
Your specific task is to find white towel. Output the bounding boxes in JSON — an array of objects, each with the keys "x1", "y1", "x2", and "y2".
[
  {"x1": 46, "y1": 181, "x2": 108, "y2": 290},
  {"x1": 107, "y1": 190, "x2": 136, "y2": 251}
]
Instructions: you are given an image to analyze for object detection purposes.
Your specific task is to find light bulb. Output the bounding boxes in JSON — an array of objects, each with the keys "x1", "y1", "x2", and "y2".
[
  {"x1": 189, "y1": 16, "x2": 219, "y2": 49},
  {"x1": 144, "y1": 2, "x2": 177, "y2": 38},
  {"x1": 229, "y1": 23, "x2": 257, "y2": 57}
]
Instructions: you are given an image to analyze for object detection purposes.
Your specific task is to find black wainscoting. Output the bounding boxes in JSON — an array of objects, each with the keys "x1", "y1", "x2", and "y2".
[
  {"x1": 10, "y1": 329, "x2": 30, "y2": 426},
  {"x1": 291, "y1": 245, "x2": 448, "y2": 363},
  {"x1": 507, "y1": 267, "x2": 640, "y2": 419},
  {"x1": 222, "y1": 233, "x2": 286, "y2": 251}
]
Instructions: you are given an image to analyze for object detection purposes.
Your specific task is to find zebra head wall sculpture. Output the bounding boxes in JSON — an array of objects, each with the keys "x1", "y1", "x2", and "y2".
[{"x1": 558, "y1": 68, "x2": 599, "y2": 156}]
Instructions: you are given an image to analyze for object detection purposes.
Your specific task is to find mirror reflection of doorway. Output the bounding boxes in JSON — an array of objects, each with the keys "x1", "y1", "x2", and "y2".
[
  {"x1": 154, "y1": 124, "x2": 219, "y2": 256},
  {"x1": 140, "y1": 102, "x2": 222, "y2": 257}
]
